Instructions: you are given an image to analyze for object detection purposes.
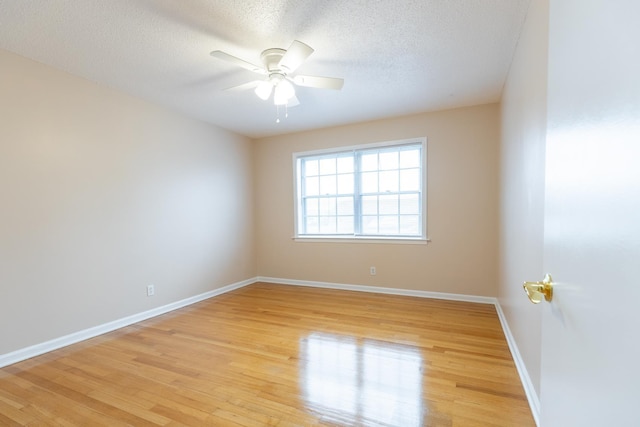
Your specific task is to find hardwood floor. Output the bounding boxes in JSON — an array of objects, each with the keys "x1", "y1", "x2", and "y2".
[{"x1": 0, "y1": 283, "x2": 535, "y2": 426}]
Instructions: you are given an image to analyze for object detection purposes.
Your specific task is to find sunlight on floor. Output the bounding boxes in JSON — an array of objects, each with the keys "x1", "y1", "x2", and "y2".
[{"x1": 300, "y1": 332, "x2": 424, "y2": 426}]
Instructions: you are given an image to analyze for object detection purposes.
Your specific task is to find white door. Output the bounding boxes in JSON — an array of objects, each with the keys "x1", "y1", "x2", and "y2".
[{"x1": 540, "y1": 0, "x2": 640, "y2": 425}]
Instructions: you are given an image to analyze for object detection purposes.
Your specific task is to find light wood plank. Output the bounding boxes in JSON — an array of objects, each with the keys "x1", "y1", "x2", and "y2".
[{"x1": 0, "y1": 283, "x2": 535, "y2": 426}]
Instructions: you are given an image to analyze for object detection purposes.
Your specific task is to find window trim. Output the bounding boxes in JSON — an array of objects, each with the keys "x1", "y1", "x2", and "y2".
[{"x1": 292, "y1": 137, "x2": 428, "y2": 243}]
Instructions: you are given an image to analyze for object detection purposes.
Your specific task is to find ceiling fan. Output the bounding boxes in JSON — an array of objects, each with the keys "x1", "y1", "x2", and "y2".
[{"x1": 210, "y1": 40, "x2": 344, "y2": 107}]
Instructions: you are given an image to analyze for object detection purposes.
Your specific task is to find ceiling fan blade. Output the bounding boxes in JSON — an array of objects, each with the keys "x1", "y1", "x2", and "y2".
[
  {"x1": 288, "y1": 95, "x2": 300, "y2": 107},
  {"x1": 210, "y1": 50, "x2": 265, "y2": 74},
  {"x1": 293, "y1": 75, "x2": 344, "y2": 90},
  {"x1": 224, "y1": 80, "x2": 262, "y2": 91},
  {"x1": 279, "y1": 40, "x2": 314, "y2": 73}
]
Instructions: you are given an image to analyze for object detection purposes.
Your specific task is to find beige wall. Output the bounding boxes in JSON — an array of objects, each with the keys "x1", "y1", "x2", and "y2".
[
  {"x1": 254, "y1": 105, "x2": 500, "y2": 296},
  {"x1": 498, "y1": 0, "x2": 548, "y2": 400},
  {"x1": 0, "y1": 49, "x2": 256, "y2": 355}
]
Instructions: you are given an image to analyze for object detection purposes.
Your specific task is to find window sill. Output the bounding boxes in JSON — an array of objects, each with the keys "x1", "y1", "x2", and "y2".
[{"x1": 292, "y1": 236, "x2": 431, "y2": 245}]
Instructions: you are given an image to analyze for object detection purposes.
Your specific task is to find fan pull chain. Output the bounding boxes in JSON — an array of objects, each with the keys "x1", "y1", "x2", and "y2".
[{"x1": 275, "y1": 103, "x2": 289, "y2": 124}]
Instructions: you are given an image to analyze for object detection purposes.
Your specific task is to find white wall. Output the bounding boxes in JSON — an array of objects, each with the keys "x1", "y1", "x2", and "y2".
[
  {"x1": 254, "y1": 105, "x2": 500, "y2": 296},
  {"x1": 0, "y1": 49, "x2": 256, "y2": 355},
  {"x1": 498, "y1": 0, "x2": 548, "y2": 408}
]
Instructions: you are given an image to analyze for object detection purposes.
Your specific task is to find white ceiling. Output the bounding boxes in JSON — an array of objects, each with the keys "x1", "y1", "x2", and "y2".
[{"x1": 0, "y1": 0, "x2": 530, "y2": 138}]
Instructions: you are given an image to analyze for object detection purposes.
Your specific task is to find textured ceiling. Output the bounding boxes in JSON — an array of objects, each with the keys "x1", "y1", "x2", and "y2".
[{"x1": 0, "y1": 0, "x2": 530, "y2": 138}]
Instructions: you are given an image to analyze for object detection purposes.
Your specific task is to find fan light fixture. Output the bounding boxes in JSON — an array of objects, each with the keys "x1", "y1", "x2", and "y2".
[
  {"x1": 210, "y1": 40, "x2": 344, "y2": 122},
  {"x1": 254, "y1": 74, "x2": 296, "y2": 106},
  {"x1": 254, "y1": 81, "x2": 273, "y2": 100},
  {"x1": 273, "y1": 79, "x2": 295, "y2": 105}
]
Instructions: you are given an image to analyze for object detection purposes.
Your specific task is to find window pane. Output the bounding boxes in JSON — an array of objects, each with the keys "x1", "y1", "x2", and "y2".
[
  {"x1": 337, "y1": 197, "x2": 354, "y2": 215},
  {"x1": 400, "y1": 149, "x2": 420, "y2": 169},
  {"x1": 306, "y1": 177, "x2": 319, "y2": 196},
  {"x1": 305, "y1": 159, "x2": 319, "y2": 176},
  {"x1": 379, "y1": 151, "x2": 399, "y2": 170},
  {"x1": 337, "y1": 216, "x2": 354, "y2": 234},
  {"x1": 379, "y1": 195, "x2": 398, "y2": 215},
  {"x1": 320, "y1": 175, "x2": 337, "y2": 195},
  {"x1": 306, "y1": 198, "x2": 319, "y2": 216},
  {"x1": 319, "y1": 158, "x2": 336, "y2": 175},
  {"x1": 361, "y1": 153, "x2": 378, "y2": 171},
  {"x1": 361, "y1": 172, "x2": 378, "y2": 193},
  {"x1": 362, "y1": 196, "x2": 378, "y2": 215},
  {"x1": 319, "y1": 197, "x2": 337, "y2": 215},
  {"x1": 319, "y1": 216, "x2": 337, "y2": 234},
  {"x1": 379, "y1": 216, "x2": 399, "y2": 235},
  {"x1": 400, "y1": 169, "x2": 420, "y2": 192},
  {"x1": 306, "y1": 216, "x2": 319, "y2": 234},
  {"x1": 399, "y1": 194, "x2": 419, "y2": 214},
  {"x1": 337, "y1": 156, "x2": 354, "y2": 173},
  {"x1": 362, "y1": 216, "x2": 378, "y2": 234},
  {"x1": 337, "y1": 173, "x2": 354, "y2": 194},
  {"x1": 379, "y1": 171, "x2": 399, "y2": 192},
  {"x1": 400, "y1": 215, "x2": 420, "y2": 235}
]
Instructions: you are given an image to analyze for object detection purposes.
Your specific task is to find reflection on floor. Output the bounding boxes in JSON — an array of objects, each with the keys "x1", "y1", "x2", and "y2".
[{"x1": 302, "y1": 333, "x2": 423, "y2": 426}]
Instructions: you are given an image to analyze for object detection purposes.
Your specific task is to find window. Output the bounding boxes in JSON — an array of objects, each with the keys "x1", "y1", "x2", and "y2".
[{"x1": 294, "y1": 138, "x2": 427, "y2": 242}]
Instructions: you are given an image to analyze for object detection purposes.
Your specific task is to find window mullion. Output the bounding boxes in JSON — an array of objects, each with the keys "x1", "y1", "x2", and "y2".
[
  {"x1": 376, "y1": 152, "x2": 381, "y2": 235},
  {"x1": 353, "y1": 150, "x2": 361, "y2": 236},
  {"x1": 300, "y1": 159, "x2": 307, "y2": 234}
]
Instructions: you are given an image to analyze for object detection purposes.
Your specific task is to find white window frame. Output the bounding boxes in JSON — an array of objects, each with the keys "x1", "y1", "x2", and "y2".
[{"x1": 293, "y1": 137, "x2": 428, "y2": 244}]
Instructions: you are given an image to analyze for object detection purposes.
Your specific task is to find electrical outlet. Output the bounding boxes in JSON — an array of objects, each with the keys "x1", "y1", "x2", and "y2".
[
  {"x1": 147, "y1": 284, "x2": 155, "y2": 297},
  {"x1": 370, "y1": 266, "x2": 376, "y2": 276}
]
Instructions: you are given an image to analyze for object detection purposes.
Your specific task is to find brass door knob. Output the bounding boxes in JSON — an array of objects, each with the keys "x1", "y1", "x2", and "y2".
[{"x1": 523, "y1": 274, "x2": 553, "y2": 304}]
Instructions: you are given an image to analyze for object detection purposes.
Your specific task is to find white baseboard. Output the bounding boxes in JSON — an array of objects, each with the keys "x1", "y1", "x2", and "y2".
[
  {"x1": 494, "y1": 301, "x2": 541, "y2": 426},
  {"x1": 0, "y1": 277, "x2": 256, "y2": 369},
  {"x1": 257, "y1": 276, "x2": 497, "y2": 304}
]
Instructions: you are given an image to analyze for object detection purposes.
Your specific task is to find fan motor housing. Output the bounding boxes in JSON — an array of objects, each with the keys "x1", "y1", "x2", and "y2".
[{"x1": 260, "y1": 48, "x2": 287, "y2": 73}]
